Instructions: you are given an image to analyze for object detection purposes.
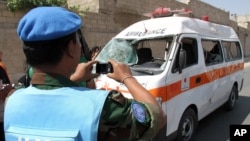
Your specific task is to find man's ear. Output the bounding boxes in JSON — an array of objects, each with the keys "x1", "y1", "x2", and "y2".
[{"x1": 66, "y1": 40, "x2": 75, "y2": 58}]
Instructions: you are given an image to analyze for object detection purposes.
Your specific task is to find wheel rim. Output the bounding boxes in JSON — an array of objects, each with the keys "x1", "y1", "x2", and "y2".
[
  {"x1": 230, "y1": 89, "x2": 236, "y2": 107},
  {"x1": 181, "y1": 116, "x2": 194, "y2": 141}
]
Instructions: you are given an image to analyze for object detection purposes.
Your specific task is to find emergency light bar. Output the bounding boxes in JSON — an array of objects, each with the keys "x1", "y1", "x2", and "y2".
[{"x1": 144, "y1": 7, "x2": 192, "y2": 18}]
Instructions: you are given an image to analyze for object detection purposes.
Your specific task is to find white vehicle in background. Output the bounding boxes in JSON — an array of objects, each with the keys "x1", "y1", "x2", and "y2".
[{"x1": 95, "y1": 7, "x2": 244, "y2": 141}]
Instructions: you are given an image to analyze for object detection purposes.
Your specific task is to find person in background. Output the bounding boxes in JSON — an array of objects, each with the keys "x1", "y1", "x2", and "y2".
[
  {"x1": 0, "y1": 51, "x2": 10, "y2": 84},
  {"x1": 4, "y1": 6, "x2": 166, "y2": 141},
  {"x1": 0, "y1": 52, "x2": 6, "y2": 71},
  {"x1": 0, "y1": 83, "x2": 12, "y2": 141},
  {"x1": 0, "y1": 51, "x2": 12, "y2": 141},
  {"x1": 91, "y1": 46, "x2": 102, "y2": 60}
]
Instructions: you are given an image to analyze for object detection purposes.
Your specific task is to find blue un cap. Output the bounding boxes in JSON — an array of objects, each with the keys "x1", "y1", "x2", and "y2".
[{"x1": 17, "y1": 6, "x2": 82, "y2": 41}]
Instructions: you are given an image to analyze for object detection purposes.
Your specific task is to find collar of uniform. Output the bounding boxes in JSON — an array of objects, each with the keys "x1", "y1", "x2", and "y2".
[{"x1": 31, "y1": 72, "x2": 79, "y2": 89}]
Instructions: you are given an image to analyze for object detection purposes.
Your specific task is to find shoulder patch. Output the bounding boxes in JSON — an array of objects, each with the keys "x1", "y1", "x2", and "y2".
[{"x1": 131, "y1": 102, "x2": 146, "y2": 123}]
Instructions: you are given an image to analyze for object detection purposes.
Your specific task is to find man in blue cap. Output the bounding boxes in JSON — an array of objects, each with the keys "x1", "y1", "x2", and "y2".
[{"x1": 4, "y1": 6, "x2": 166, "y2": 141}]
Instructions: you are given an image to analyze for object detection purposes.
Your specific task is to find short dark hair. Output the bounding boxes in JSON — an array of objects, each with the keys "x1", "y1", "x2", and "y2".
[{"x1": 23, "y1": 32, "x2": 77, "y2": 66}]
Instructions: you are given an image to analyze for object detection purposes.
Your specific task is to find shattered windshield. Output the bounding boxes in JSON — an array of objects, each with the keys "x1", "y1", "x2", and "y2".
[
  {"x1": 96, "y1": 39, "x2": 137, "y2": 65},
  {"x1": 96, "y1": 36, "x2": 174, "y2": 75}
]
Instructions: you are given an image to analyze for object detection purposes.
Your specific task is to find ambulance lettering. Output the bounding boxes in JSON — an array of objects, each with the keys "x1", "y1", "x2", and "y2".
[{"x1": 125, "y1": 28, "x2": 167, "y2": 37}]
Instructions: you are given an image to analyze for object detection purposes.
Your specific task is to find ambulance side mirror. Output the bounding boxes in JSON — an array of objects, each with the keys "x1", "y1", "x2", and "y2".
[{"x1": 178, "y1": 48, "x2": 186, "y2": 73}]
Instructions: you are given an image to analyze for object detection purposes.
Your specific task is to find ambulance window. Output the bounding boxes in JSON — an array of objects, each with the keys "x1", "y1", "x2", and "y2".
[
  {"x1": 202, "y1": 40, "x2": 223, "y2": 65},
  {"x1": 135, "y1": 39, "x2": 170, "y2": 62},
  {"x1": 172, "y1": 38, "x2": 198, "y2": 73},
  {"x1": 129, "y1": 38, "x2": 173, "y2": 76},
  {"x1": 221, "y1": 41, "x2": 242, "y2": 61},
  {"x1": 182, "y1": 41, "x2": 198, "y2": 67}
]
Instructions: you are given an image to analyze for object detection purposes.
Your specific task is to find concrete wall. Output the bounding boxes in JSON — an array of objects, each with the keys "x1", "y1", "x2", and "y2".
[
  {"x1": 0, "y1": 0, "x2": 249, "y2": 84},
  {"x1": 0, "y1": 1, "x2": 26, "y2": 84}
]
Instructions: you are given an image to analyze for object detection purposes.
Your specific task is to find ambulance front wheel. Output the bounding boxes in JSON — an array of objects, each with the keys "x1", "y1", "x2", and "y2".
[
  {"x1": 224, "y1": 85, "x2": 238, "y2": 111},
  {"x1": 176, "y1": 108, "x2": 197, "y2": 141}
]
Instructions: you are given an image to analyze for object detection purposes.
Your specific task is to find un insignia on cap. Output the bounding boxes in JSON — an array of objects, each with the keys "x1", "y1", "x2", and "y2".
[{"x1": 131, "y1": 102, "x2": 146, "y2": 123}]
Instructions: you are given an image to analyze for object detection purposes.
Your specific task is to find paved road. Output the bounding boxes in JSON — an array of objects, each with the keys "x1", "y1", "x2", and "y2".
[{"x1": 191, "y1": 62, "x2": 250, "y2": 141}]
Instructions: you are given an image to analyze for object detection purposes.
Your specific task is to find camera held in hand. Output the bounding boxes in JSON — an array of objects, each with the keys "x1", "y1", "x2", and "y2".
[{"x1": 96, "y1": 62, "x2": 113, "y2": 74}]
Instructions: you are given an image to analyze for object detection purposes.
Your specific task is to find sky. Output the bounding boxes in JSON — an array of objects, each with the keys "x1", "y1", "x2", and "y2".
[{"x1": 201, "y1": 0, "x2": 250, "y2": 15}]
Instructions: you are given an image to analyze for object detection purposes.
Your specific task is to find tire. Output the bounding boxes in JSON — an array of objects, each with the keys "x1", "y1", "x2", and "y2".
[
  {"x1": 224, "y1": 85, "x2": 238, "y2": 111},
  {"x1": 176, "y1": 108, "x2": 197, "y2": 141}
]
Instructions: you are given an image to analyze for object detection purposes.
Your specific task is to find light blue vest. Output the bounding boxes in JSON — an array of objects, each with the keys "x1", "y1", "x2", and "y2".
[{"x1": 4, "y1": 86, "x2": 109, "y2": 141}]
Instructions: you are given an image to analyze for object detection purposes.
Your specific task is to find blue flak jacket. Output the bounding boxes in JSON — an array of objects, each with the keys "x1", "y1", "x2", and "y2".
[{"x1": 4, "y1": 86, "x2": 109, "y2": 141}]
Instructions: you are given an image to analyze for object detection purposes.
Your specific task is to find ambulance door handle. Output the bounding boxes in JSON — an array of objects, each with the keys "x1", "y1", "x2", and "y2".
[{"x1": 195, "y1": 77, "x2": 201, "y2": 84}]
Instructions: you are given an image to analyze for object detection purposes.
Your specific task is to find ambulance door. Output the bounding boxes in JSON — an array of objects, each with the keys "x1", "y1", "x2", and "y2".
[
  {"x1": 175, "y1": 36, "x2": 213, "y2": 117},
  {"x1": 201, "y1": 39, "x2": 225, "y2": 110},
  {"x1": 166, "y1": 34, "x2": 210, "y2": 136}
]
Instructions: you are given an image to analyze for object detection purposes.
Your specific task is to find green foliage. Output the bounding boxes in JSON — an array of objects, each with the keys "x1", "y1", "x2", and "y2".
[
  {"x1": 7, "y1": 0, "x2": 68, "y2": 12},
  {"x1": 69, "y1": 5, "x2": 89, "y2": 16},
  {"x1": 6, "y1": 0, "x2": 89, "y2": 16}
]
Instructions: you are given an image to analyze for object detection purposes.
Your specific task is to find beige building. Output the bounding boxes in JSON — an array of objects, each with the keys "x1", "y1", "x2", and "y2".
[
  {"x1": 231, "y1": 14, "x2": 250, "y2": 56},
  {"x1": 0, "y1": 0, "x2": 249, "y2": 83},
  {"x1": 231, "y1": 14, "x2": 250, "y2": 29}
]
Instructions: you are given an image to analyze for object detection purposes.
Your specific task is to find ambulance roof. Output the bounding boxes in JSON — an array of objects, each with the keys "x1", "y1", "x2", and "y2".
[{"x1": 115, "y1": 16, "x2": 238, "y2": 40}]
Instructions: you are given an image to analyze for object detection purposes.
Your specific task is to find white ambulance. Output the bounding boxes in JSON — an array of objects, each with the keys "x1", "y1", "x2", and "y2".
[{"x1": 95, "y1": 8, "x2": 244, "y2": 141}]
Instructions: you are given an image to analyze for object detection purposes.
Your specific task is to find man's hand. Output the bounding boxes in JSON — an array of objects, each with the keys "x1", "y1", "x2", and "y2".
[
  {"x1": 70, "y1": 60, "x2": 99, "y2": 83},
  {"x1": 107, "y1": 59, "x2": 133, "y2": 83}
]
